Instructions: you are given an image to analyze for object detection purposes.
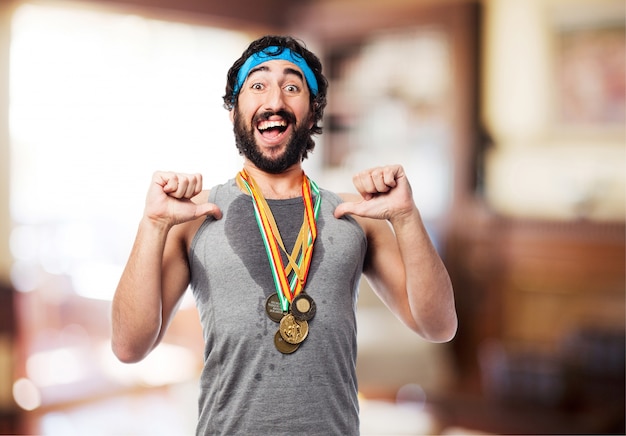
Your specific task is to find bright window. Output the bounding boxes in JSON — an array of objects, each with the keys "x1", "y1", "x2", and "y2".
[
  {"x1": 8, "y1": 3, "x2": 249, "y2": 431},
  {"x1": 10, "y1": 3, "x2": 249, "y2": 300}
]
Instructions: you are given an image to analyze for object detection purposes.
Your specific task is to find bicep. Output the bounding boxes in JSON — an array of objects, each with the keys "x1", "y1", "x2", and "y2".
[
  {"x1": 362, "y1": 218, "x2": 403, "y2": 297},
  {"x1": 361, "y1": 218, "x2": 419, "y2": 331}
]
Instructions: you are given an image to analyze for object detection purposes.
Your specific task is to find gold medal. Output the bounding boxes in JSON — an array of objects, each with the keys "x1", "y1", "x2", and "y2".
[
  {"x1": 291, "y1": 293, "x2": 316, "y2": 321},
  {"x1": 274, "y1": 330, "x2": 300, "y2": 354},
  {"x1": 279, "y1": 313, "x2": 309, "y2": 344},
  {"x1": 265, "y1": 293, "x2": 284, "y2": 323}
]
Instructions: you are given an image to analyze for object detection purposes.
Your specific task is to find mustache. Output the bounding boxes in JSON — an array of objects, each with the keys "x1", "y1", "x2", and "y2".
[{"x1": 253, "y1": 110, "x2": 296, "y2": 125}]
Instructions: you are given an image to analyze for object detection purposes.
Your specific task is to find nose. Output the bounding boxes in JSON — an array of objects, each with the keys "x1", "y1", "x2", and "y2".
[{"x1": 263, "y1": 84, "x2": 286, "y2": 112}]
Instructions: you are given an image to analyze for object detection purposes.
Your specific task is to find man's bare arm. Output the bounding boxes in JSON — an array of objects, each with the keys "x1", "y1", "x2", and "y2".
[
  {"x1": 335, "y1": 165, "x2": 457, "y2": 342},
  {"x1": 111, "y1": 172, "x2": 221, "y2": 363}
]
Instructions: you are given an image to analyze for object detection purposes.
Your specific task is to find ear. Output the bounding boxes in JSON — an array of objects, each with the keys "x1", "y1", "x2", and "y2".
[
  {"x1": 307, "y1": 102, "x2": 319, "y2": 129},
  {"x1": 307, "y1": 111, "x2": 315, "y2": 130},
  {"x1": 229, "y1": 110, "x2": 234, "y2": 124}
]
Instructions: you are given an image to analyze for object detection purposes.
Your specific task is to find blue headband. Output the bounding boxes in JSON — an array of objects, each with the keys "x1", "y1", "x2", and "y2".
[{"x1": 233, "y1": 46, "x2": 319, "y2": 98}]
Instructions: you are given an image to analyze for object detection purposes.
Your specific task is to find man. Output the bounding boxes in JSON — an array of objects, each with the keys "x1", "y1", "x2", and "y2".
[{"x1": 112, "y1": 35, "x2": 457, "y2": 435}]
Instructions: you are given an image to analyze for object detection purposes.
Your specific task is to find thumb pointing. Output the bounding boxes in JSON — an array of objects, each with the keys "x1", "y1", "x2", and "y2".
[
  {"x1": 197, "y1": 202, "x2": 222, "y2": 220},
  {"x1": 334, "y1": 202, "x2": 355, "y2": 219}
]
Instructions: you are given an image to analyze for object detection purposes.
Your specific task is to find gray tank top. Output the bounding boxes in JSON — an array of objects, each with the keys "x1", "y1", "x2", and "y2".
[{"x1": 189, "y1": 179, "x2": 367, "y2": 435}]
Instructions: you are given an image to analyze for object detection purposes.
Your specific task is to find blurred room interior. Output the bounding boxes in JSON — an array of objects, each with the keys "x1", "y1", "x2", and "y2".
[{"x1": 0, "y1": 0, "x2": 624, "y2": 434}]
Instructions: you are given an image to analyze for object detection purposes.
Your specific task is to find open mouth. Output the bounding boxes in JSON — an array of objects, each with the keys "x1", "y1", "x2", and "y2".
[{"x1": 257, "y1": 119, "x2": 288, "y2": 140}]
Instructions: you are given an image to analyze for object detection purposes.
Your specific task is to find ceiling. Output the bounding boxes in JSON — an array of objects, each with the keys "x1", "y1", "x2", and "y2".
[
  {"x1": 68, "y1": 0, "x2": 311, "y2": 30},
  {"x1": 32, "y1": 0, "x2": 472, "y2": 39}
]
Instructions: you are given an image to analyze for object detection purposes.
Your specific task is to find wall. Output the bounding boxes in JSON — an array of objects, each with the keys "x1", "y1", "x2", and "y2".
[
  {"x1": 482, "y1": 0, "x2": 625, "y2": 221},
  {"x1": 0, "y1": 1, "x2": 14, "y2": 283},
  {"x1": 0, "y1": 3, "x2": 17, "y2": 431}
]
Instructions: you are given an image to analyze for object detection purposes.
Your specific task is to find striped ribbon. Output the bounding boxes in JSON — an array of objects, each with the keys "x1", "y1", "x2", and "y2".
[{"x1": 237, "y1": 170, "x2": 321, "y2": 312}]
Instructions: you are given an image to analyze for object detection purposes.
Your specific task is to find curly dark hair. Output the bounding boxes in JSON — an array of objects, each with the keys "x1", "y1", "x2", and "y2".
[{"x1": 223, "y1": 35, "x2": 328, "y2": 159}]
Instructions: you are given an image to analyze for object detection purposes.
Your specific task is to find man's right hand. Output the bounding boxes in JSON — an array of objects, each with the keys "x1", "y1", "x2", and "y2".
[{"x1": 144, "y1": 171, "x2": 222, "y2": 227}]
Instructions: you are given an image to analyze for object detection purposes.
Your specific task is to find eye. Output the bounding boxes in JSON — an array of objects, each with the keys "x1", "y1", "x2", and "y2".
[
  {"x1": 284, "y1": 84, "x2": 299, "y2": 93},
  {"x1": 251, "y1": 82, "x2": 264, "y2": 91}
]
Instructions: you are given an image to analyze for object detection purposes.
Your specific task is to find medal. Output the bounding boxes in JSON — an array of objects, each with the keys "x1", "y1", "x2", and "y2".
[
  {"x1": 237, "y1": 170, "x2": 320, "y2": 353},
  {"x1": 265, "y1": 293, "x2": 285, "y2": 323},
  {"x1": 291, "y1": 293, "x2": 316, "y2": 322},
  {"x1": 279, "y1": 313, "x2": 309, "y2": 344},
  {"x1": 274, "y1": 330, "x2": 299, "y2": 354}
]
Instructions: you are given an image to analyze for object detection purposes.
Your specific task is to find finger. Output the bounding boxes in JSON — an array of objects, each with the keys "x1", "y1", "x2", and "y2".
[
  {"x1": 335, "y1": 199, "x2": 370, "y2": 219},
  {"x1": 353, "y1": 172, "x2": 375, "y2": 200},
  {"x1": 172, "y1": 177, "x2": 190, "y2": 198},
  {"x1": 334, "y1": 202, "x2": 351, "y2": 218},
  {"x1": 381, "y1": 166, "x2": 398, "y2": 190},
  {"x1": 181, "y1": 173, "x2": 202, "y2": 198},
  {"x1": 196, "y1": 202, "x2": 223, "y2": 220},
  {"x1": 161, "y1": 173, "x2": 180, "y2": 194},
  {"x1": 354, "y1": 167, "x2": 395, "y2": 199},
  {"x1": 190, "y1": 174, "x2": 203, "y2": 197},
  {"x1": 370, "y1": 168, "x2": 392, "y2": 193},
  {"x1": 153, "y1": 171, "x2": 172, "y2": 189},
  {"x1": 163, "y1": 173, "x2": 201, "y2": 199}
]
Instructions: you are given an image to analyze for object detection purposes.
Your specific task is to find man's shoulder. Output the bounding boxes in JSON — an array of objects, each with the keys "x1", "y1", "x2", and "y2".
[
  {"x1": 336, "y1": 192, "x2": 359, "y2": 202},
  {"x1": 170, "y1": 189, "x2": 212, "y2": 251}
]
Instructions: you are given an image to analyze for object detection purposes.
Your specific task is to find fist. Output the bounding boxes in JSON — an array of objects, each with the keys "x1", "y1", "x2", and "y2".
[
  {"x1": 334, "y1": 165, "x2": 415, "y2": 221},
  {"x1": 157, "y1": 171, "x2": 204, "y2": 199},
  {"x1": 145, "y1": 171, "x2": 221, "y2": 226}
]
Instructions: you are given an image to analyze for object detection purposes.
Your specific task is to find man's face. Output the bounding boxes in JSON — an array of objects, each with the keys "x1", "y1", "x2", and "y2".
[{"x1": 231, "y1": 59, "x2": 313, "y2": 174}]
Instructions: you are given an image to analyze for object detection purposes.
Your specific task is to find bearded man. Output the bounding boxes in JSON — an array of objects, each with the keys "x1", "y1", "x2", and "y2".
[{"x1": 112, "y1": 35, "x2": 457, "y2": 435}]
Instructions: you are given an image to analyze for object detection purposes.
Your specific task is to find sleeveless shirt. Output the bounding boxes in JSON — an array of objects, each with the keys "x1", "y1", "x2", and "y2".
[{"x1": 189, "y1": 179, "x2": 367, "y2": 435}]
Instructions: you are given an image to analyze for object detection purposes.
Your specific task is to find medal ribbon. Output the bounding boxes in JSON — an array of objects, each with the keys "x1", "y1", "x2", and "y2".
[{"x1": 237, "y1": 170, "x2": 320, "y2": 312}]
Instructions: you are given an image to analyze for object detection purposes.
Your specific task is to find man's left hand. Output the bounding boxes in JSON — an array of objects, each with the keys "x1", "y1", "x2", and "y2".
[{"x1": 334, "y1": 165, "x2": 415, "y2": 221}]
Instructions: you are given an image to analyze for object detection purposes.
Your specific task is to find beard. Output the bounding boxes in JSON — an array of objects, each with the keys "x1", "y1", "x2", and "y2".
[{"x1": 233, "y1": 108, "x2": 311, "y2": 174}]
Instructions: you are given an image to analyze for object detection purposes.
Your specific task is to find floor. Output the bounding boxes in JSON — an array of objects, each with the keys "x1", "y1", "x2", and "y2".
[{"x1": 20, "y1": 382, "x2": 482, "y2": 436}]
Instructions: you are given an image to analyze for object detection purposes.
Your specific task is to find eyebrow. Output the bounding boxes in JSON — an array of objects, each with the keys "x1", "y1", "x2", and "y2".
[
  {"x1": 284, "y1": 67, "x2": 304, "y2": 81},
  {"x1": 247, "y1": 65, "x2": 305, "y2": 82}
]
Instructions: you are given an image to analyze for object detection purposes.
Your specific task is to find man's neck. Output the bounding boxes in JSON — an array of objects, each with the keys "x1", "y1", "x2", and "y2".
[{"x1": 242, "y1": 162, "x2": 304, "y2": 199}]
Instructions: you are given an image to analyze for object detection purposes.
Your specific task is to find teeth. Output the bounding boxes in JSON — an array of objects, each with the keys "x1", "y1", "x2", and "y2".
[{"x1": 258, "y1": 120, "x2": 287, "y2": 131}]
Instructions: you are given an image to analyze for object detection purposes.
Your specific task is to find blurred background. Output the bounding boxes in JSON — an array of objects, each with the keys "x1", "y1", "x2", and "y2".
[{"x1": 0, "y1": 0, "x2": 624, "y2": 434}]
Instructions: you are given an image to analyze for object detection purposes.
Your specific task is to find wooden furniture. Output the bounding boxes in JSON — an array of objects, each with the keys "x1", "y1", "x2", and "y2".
[{"x1": 442, "y1": 208, "x2": 625, "y2": 433}]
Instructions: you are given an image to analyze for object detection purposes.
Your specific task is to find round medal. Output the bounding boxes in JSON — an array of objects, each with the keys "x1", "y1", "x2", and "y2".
[
  {"x1": 265, "y1": 293, "x2": 284, "y2": 323},
  {"x1": 279, "y1": 313, "x2": 309, "y2": 344},
  {"x1": 291, "y1": 293, "x2": 316, "y2": 321},
  {"x1": 274, "y1": 330, "x2": 300, "y2": 354}
]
